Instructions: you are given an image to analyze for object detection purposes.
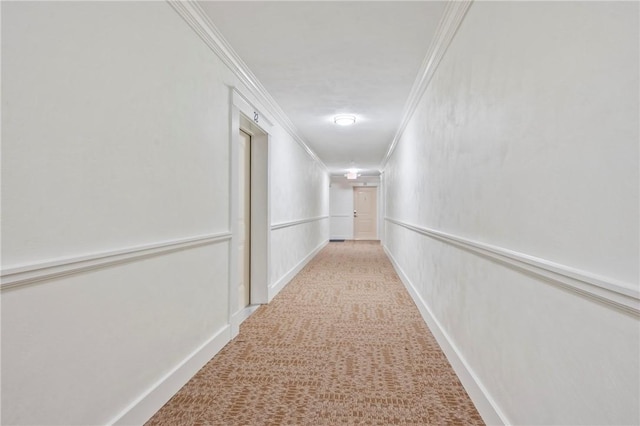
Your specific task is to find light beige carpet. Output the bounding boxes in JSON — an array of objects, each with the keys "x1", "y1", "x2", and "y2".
[{"x1": 146, "y1": 241, "x2": 484, "y2": 425}]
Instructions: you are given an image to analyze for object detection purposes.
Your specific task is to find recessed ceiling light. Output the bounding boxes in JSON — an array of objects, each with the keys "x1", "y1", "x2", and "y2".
[{"x1": 334, "y1": 115, "x2": 356, "y2": 126}]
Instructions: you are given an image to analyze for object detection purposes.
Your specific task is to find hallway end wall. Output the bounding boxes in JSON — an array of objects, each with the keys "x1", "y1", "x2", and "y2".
[
  {"x1": 383, "y1": 2, "x2": 639, "y2": 425},
  {"x1": 329, "y1": 176, "x2": 381, "y2": 240},
  {"x1": 330, "y1": 180, "x2": 354, "y2": 240}
]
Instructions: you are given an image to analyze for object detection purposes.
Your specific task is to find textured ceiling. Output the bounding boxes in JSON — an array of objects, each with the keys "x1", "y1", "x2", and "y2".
[{"x1": 199, "y1": 1, "x2": 447, "y2": 175}]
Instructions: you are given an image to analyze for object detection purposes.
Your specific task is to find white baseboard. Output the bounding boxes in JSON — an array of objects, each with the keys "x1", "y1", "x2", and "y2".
[
  {"x1": 383, "y1": 245, "x2": 509, "y2": 426},
  {"x1": 269, "y1": 239, "x2": 328, "y2": 301},
  {"x1": 110, "y1": 325, "x2": 231, "y2": 426},
  {"x1": 230, "y1": 304, "x2": 261, "y2": 337}
]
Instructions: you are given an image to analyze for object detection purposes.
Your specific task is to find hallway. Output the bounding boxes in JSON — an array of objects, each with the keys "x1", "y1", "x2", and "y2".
[
  {"x1": 2, "y1": 1, "x2": 638, "y2": 424},
  {"x1": 146, "y1": 242, "x2": 483, "y2": 425}
]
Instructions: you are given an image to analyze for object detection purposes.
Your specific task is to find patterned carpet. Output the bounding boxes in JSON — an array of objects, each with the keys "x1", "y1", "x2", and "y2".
[{"x1": 146, "y1": 241, "x2": 484, "y2": 425}]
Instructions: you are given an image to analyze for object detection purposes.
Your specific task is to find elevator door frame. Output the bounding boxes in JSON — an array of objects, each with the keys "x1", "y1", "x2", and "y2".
[{"x1": 229, "y1": 88, "x2": 271, "y2": 337}]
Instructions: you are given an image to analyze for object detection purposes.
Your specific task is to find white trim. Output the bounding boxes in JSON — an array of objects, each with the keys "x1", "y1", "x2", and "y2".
[
  {"x1": 1, "y1": 232, "x2": 232, "y2": 291},
  {"x1": 109, "y1": 325, "x2": 231, "y2": 426},
  {"x1": 229, "y1": 87, "x2": 272, "y2": 329},
  {"x1": 167, "y1": 0, "x2": 327, "y2": 172},
  {"x1": 380, "y1": 0, "x2": 473, "y2": 169},
  {"x1": 228, "y1": 86, "x2": 240, "y2": 330},
  {"x1": 269, "y1": 239, "x2": 328, "y2": 301},
  {"x1": 234, "y1": 89, "x2": 274, "y2": 132},
  {"x1": 231, "y1": 305, "x2": 261, "y2": 337},
  {"x1": 385, "y1": 217, "x2": 640, "y2": 315},
  {"x1": 383, "y1": 246, "x2": 508, "y2": 426},
  {"x1": 229, "y1": 86, "x2": 272, "y2": 308},
  {"x1": 271, "y1": 216, "x2": 329, "y2": 231},
  {"x1": 330, "y1": 214, "x2": 352, "y2": 218}
]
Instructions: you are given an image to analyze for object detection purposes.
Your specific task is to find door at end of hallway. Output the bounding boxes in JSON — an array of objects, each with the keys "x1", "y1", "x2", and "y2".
[{"x1": 353, "y1": 186, "x2": 377, "y2": 240}]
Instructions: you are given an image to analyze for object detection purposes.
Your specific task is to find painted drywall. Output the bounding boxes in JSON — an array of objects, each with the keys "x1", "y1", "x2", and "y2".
[
  {"x1": 330, "y1": 181, "x2": 354, "y2": 239},
  {"x1": 1, "y1": 2, "x2": 328, "y2": 424},
  {"x1": 270, "y1": 219, "x2": 329, "y2": 292},
  {"x1": 2, "y1": 2, "x2": 230, "y2": 267},
  {"x1": 269, "y1": 126, "x2": 330, "y2": 290},
  {"x1": 2, "y1": 244, "x2": 229, "y2": 425},
  {"x1": 383, "y1": 1, "x2": 639, "y2": 425},
  {"x1": 270, "y1": 126, "x2": 330, "y2": 226}
]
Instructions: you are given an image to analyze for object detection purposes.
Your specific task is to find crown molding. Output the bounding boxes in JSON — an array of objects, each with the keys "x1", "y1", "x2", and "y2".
[
  {"x1": 380, "y1": 0, "x2": 473, "y2": 170},
  {"x1": 167, "y1": 0, "x2": 328, "y2": 172}
]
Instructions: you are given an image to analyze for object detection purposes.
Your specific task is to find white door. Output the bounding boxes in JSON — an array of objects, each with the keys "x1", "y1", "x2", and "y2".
[
  {"x1": 238, "y1": 130, "x2": 251, "y2": 309},
  {"x1": 353, "y1": 187, "x2": 377, "y2": 240}
]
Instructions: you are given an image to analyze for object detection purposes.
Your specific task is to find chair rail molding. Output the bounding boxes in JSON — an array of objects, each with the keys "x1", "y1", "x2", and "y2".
[
  {"x1": 1, "y1": 232, "x2": 232, "y2": 291},
  {"x1": 385, "y1": 217, "x2": 639, "y2": 316},
  {"x1": 271, "y1": 216, "x2": 330, "y2": 231}
]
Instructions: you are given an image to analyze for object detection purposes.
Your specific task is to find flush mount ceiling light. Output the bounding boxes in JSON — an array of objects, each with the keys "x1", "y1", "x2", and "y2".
[{"x1": 334, "y1": 115, "x2": 356, "y2": 126}]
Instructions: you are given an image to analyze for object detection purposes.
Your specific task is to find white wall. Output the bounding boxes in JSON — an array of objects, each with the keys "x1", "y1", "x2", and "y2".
[
  {"x1": 269, "y1": 126, "x2": 329, "y2": 294},
  {"x1": 383, "y1": 2, "x2": 639, "y2": 425},
  {"x1": 1, "y1": 2, "x2": 328, "y2": 425},
  {"x1": 329, "y1": 180, "x2": 354, "y2": 239},
  {"x1": 2, "y1": 2, "x2": 230, "y2": 267}
]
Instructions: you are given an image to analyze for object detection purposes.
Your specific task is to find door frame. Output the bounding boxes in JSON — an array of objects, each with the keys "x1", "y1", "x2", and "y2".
[{"x1": 229, "y1": 87, "x2": 271, "y2": 337}]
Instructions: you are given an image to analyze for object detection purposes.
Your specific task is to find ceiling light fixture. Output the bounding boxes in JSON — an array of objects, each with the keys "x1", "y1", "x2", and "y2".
[{"x1": 334, "y1": 115, "x2": 356, "y2": 126}]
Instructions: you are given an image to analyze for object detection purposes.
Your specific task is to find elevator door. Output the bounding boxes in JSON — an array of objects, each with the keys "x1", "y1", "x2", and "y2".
[{"x1": 238, "y1": 130, "x2": 251, "y2": 309}]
